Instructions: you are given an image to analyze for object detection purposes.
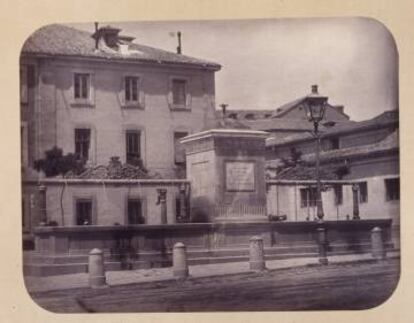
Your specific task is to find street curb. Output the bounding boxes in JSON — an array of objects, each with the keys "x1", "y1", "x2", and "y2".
[{"x1": 28, "y1": 253, "x2": 400, "y2": 294}]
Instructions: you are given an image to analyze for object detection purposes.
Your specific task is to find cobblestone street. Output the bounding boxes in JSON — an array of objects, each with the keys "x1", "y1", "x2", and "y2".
[{"x1": 29, "y1": 258, "x2": 399, "y2": 313}]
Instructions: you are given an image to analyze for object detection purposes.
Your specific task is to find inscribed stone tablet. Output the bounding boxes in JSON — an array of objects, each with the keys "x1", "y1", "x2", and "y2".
[{"x1": 225, "y1": 161, "x2": 255, "y2": 191}]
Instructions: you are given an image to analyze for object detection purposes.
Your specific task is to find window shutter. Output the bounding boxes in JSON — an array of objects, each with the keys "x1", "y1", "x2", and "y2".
[
  {"x1": 167, "y1": 87, "x2": 173, "y2": 108},
  {"x1": 139, "y1": 78, "x2": 145, "y2": 108},
  {"x1": 186, "y1": 91, "x2": 192, "y2": 109}
]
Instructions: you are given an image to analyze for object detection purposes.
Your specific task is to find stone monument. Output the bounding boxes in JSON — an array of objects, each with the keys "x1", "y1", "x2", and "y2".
[{"x1": 181, "y1": 118, "x2": 269, "y2": 223}]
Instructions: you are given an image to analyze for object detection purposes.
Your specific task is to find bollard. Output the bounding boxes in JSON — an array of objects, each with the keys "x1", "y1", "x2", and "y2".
[
  {"x1": 88, "y1": 248, "x2": 107, "y2": 288},
  {"x1": 371, "y1": 227, "x2": 386, "y2": 260},
  {"x1": 317, "y1": 227, "x2": 329, "y2": 265},
  {"x1": 249, "y1": 236, "x2": 266, "y2": 271},
  {"x1": 173, "y1": 242, "x2": 189, "y2": 279}
]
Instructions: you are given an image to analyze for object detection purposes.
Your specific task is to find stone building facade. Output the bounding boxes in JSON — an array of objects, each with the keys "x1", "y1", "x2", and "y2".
[
  {"x1": 20, "y1": 23, "x2": 220, "y2": 236},
  {"x1": 20, "y1": 24, "x2": 221, "y2": 180}
]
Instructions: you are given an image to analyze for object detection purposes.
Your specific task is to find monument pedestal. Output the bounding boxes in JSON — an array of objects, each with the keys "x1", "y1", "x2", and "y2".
[{"x1": 181, "y1": 129, "x2": 269, "y2": 223}]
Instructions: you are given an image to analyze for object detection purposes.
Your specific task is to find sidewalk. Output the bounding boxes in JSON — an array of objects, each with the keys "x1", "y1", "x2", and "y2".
[{"x1": 24, "y1": 251, "x2": 400, "y2": 293}]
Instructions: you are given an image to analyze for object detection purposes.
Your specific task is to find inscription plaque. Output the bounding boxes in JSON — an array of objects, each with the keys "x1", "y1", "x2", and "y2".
[{"x1": 225, "y1": 161, "x2": 255, "y2": 191}]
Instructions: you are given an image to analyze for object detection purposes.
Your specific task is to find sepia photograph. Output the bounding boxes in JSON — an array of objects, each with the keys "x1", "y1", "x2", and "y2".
[{"x1": 20, "y1": 17, "x2": 400, "y2": 313}]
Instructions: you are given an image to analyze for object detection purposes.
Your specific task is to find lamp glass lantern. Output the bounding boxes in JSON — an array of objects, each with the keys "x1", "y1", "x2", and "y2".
[{"x1": 305, "y1": 85, "x2": 328, "y2": 126}]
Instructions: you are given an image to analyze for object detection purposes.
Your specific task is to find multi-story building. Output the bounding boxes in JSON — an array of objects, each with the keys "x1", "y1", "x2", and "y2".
[
  {"x1": 20, "y1": 23, "x2": 221, "y2": 238},
  {"x1": 20, "y1": 23, "x2": 221, "y2": 180}
]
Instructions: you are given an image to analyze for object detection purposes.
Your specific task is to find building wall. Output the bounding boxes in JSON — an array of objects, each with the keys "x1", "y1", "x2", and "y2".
[
  {"x1": 21, "y1": 57, "x2": 217, "y2": 178},
  {"x1": 268, "y1": 175, "x2": 399, "y2": 225},
  {"x1": 24, "y1": 181, "x2": 186, "y2": 226}
]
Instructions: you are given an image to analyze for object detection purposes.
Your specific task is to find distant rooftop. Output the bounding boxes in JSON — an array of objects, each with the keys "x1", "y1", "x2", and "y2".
[
  {"x1": 21, "y1": 24, "x2": 221, "y2": 71},
  {"x1": 266, "y1": 110, "x2": 398, "y2": 147},
  {"x1": 272, "y1": 130, "x2": 398, "y2": 181}
]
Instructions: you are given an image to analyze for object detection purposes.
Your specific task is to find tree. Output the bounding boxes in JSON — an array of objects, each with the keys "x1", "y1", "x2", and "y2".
[{"x1": 34, "y1": 146, "x2": 86, "y2": 177}]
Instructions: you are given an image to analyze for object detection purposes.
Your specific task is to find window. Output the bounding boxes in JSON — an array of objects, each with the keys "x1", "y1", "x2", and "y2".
[
  {"x1": 333, "y1": 184, "x2": 343, "y2": 205},
  {"x1": 75, "y1": 128, "x2": 91, "y2": 160},
  {"x1": 300, "y1": 187, "x2": 317, "y2": 208},
  {"x1": 244, "y1": 113, "x2": 256, "y2": 120},
  {"x1": 385, "y1": 178, "x2": 400, "y2": 201},
  {"x1": 76, "y1": 199, "x2": 92, "y2": 225},
  {"x1": 359, "y1": 182, "x2": 368, "y2": 203},
  {"x1": 172, "y1": 79, "x2": 187, "y2": 105},
  {"x1": 175, "y1": 197, "x2": 189, "y2": 222},
  {"x1": 126, "y1": 130, "x2": 141, "y2": 165},
  {"x1": 127, "y1": 198, "x2": 145, "y2": 224},
  {"x1": 174, "y1": 132, "x2": 188, "y2": 165},
  {"x1": 125, "y1": 76, "x2": 139, "y2": 102},
  {"x1": 74, "y1": 73, "x2": 90, "y2": 99},
  {"x1": 330, "y1": 138, "x2": 340, "y2": 150}
]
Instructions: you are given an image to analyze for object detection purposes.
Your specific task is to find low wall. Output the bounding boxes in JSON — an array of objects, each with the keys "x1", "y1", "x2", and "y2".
[
  {"x1": 22, "y1": 179, "x2": 190, "y2": 229},
  {"x1": 33, "y1": 219, "x2": 393, "y2": 256}
]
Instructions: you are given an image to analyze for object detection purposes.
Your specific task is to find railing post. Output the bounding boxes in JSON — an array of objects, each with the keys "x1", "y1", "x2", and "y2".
[
  {"x1": 88, "y1": 248, "x2": 107, "y2": 288},
  {"x1": 371, "y1": 227, "x2": 386, "y2": 260},
  {"x1": 156, "y1": 188, "x2": 168, "y2": 224},
  {"x1": 352, "y1": 184, "x2": 360, "y2": 220},
  {"x1": 178, "y1": 183, "x2": 187, "y2": 222},
  {"x1": 38, "y1": 184, "x2": 47, "y2": 225},
  {"x1": 317, "y1": 227, "x2": 328, "y2": 265},
  {"x1": 249, "y1": 236, "x2": 266, "y2": 271},
  {"x1": 173, "y1": 242, "x2": 189, "y2": 279}
]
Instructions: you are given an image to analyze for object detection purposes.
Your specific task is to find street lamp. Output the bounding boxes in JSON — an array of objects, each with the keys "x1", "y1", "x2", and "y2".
[{"x1": 304, "y1": 85, "x2": 328, "y2": 221}]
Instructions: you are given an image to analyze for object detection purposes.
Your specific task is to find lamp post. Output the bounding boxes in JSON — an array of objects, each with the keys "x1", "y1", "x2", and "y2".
[{"x1": 304, "y1": 85, "x2": 328, "y2": 221}]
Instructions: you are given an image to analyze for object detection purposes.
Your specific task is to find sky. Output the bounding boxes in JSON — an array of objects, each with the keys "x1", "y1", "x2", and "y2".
[{"x1": 71, "y1": 18, "x2": 398, "y2": 121}]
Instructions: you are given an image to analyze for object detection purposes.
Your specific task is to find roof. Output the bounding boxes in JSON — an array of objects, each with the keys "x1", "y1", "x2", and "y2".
[
  {"x1": 271, "y1": 97, "x2": 349, "y2": 120},
  {"x1": 301, "y1": 130, "x2": 399, "y2": 164},
  {"x1": 266, "y1": 110, "x2": 398, "y2": 147},
  {"x1": 271, "y1": 131, "x2": 398, "y2": 181},
  {"x1": 215, "y1": 109, "x2": 275, "y2": 120},
  {"x1": 21, "y1": 24, "x2": 221, "y2": 70},
  {"x1": 271, "y1": 96, "x2": 307, "y2": 118},
  {"x1": 242, "y1": 118, "x2": 315, "y2": 131},
  {"x1": 202, "y1": 116, "x2": 251, "y2": 131},
  {"x1": 319, "y1": 109, "x2": 398, "y2": 136},
  {"x1": 274, "y1": 164, "x2": 343, "y2": 181}
]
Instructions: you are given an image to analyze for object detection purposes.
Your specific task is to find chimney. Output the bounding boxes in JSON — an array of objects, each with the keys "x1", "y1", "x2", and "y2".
[
  {"x1": 334, "y1": 105, "x2": 345, "y2": 114},
  {"x1": 94, "y1": 22, "x2": 99, "y2": 49},
  {"x1": 177, "y1": 31, "x2": 182, "y2": 54},
  {"x1": 220, "y1": 104, "x2": 228, "y2": 118},
  {"x1": 92, "y1": 25, "x2": 122, "y2": 50}
]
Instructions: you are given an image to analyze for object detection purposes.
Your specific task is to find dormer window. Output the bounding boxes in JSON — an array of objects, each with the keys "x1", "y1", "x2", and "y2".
[{"x1": 244, "y1": 113, "x2": 255, "y2": 120}]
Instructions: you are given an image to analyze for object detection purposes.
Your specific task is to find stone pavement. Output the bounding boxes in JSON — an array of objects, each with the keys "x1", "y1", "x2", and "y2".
[{"x1": 24, "y1": 251, "x2": 400, "y2": 293}]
